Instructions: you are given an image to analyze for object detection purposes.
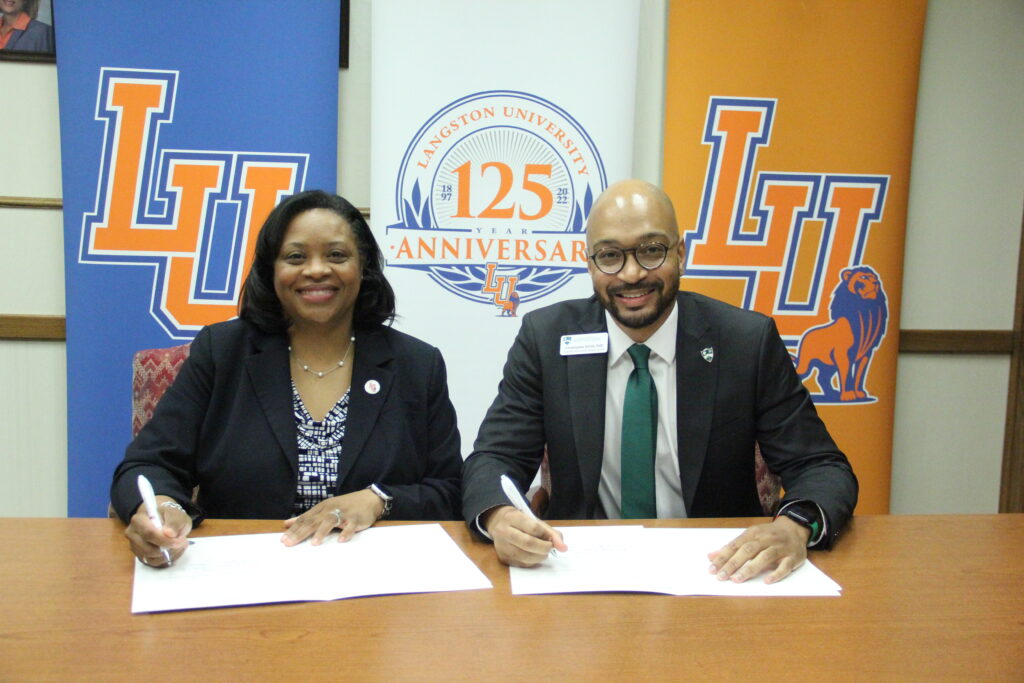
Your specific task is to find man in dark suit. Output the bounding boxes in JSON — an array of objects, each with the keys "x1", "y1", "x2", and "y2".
[{"x1": 462, "y1": 179, "x2": 857, "y2": 583}]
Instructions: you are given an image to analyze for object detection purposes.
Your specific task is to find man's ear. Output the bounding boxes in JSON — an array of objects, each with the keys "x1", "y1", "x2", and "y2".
[{"x1": 584, "y1": 242, "x2": 596, "y2": 277}]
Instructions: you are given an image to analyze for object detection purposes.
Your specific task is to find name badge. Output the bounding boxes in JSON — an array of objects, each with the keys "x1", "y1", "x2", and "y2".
[{"x1": 560, "y1": 332, "x2": 609, "y2": 356}]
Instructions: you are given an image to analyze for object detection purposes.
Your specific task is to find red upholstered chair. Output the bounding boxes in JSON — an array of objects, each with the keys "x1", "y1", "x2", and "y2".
[
  {"x1": 109, "y1": 343, "x2": 193, "y2": 519},
  {"x1": 528, "y1": 447, "x2": 553, "y2": 517},
  {"x1": 132, "y1": 343, "x2": 192, "y2": 437},
  {"x1": 530, "y1": 443, "x2": 782, "y2": 517},
  {"x1": 753, "y1": 442, "x2": 781, "y2": 516}
]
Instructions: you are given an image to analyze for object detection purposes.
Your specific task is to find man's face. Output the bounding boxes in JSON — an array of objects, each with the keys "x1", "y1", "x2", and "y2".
[{"x1": 586, "y1": 202, "x2": 683, "y2": 341}]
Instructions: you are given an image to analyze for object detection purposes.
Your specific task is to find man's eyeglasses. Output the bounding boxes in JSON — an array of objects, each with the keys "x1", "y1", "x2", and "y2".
[{"x1": 589, "y1": 241, "x2": 673, "y2": 275}]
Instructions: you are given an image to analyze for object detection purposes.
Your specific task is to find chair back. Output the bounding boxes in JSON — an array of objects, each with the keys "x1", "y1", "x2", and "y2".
[
  {"x1": 131, "y1": 343, "x2": 192, "y2": 436},
  {"x1": 110, "y1": 343, "x2": 193, "y2": 519},
  {"x1": 754, "y1": 442, "x2": 782, "y2": 515}
]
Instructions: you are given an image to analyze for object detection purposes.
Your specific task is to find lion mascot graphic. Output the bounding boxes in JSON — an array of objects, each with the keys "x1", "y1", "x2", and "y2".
[
  {"x1": 795, "y1": 266, "x2": 888, "y2": 402},
  {"x1": 500, "y1": 290, "x2": 521, "y2": 317}
]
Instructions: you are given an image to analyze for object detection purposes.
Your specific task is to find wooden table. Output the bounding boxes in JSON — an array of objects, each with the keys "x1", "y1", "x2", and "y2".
[{"x1": 1, "y1": 515, "x2": 1021, "y2": 681}]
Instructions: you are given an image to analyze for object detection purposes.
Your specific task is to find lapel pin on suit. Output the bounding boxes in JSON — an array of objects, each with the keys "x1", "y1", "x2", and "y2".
[
  {"x1": 364, "y1": 379, "x2": 381, "y2": 395},
  {"x1": 701, "y1": 347, "x2": 714, "y2": 363}
]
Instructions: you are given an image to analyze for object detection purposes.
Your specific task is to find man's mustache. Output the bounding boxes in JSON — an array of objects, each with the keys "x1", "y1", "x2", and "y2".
[{"x1": 607, "y1": 280, "x2": 661, "y2": 296}]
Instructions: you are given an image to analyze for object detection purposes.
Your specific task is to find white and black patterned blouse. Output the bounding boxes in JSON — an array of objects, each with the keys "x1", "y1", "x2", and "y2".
[{"x1": 291, "y1": 381, "x2": 350, "y2": 514}]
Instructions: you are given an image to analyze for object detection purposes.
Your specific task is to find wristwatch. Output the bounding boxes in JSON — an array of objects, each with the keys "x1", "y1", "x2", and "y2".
[
  {"x1": 367, "y1": 483, "x2": 393, "y2": 519},
  {"x1": 779, "y1": 501, "x2": 823, "y2": 547}
]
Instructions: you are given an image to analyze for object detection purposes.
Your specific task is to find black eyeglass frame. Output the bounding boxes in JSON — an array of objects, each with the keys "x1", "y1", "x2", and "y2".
[{"x1": 588, "y1": 241, "x2": 675, "y2": 275}]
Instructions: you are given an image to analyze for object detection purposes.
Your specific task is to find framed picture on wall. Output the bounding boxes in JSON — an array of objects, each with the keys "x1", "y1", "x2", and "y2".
[
  {"x1": 1, "y1": 2, "x2": 347, "y2": 67},
  {"x1": 0, "y1": 0, "x2": 55, "y2": 62},
  {"x1": 340, "y1": 0, "x2": 350, "y2": 69}
]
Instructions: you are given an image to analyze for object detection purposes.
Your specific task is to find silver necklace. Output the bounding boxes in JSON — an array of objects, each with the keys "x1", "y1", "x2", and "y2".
[{"x1": 288, "y1": 336, "x2": 355, "y2": 378}]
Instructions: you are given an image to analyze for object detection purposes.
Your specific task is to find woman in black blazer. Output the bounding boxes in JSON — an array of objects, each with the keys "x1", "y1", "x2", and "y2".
[{"x1": 111, "y1": 191, "x2": 462, "y2": 567}]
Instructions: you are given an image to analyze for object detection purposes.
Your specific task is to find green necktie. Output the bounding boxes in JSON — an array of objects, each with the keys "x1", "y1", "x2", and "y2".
[{"x1": 621, "y1": 343, "x2": 657, "y2": 519}]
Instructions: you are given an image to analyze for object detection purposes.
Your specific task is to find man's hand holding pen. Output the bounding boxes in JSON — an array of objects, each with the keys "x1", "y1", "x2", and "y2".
[{"x1": 483, "y1": 505, "x2": 567, "y2": 567}]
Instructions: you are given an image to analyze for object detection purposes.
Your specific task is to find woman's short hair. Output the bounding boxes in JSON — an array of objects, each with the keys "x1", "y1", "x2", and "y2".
[{"x1": 239, "y1": 190, "x2": 396, "y2": 333}]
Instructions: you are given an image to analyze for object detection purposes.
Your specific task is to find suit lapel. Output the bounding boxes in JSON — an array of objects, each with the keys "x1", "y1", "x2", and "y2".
[
  {"x1": 675, "y1": 293, "x2": 717, "y2": 515},
  {"x1": 567, "y1": 298, "x2": 608, "y2": 514},
  {"x1": 245, "y1": 330, "x2": 298, "y2": 475},
  {"x1": 336, "y1": 327, "x2": 394, "y2": 487}
]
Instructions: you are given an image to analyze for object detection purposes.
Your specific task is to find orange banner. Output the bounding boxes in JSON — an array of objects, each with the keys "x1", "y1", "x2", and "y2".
[{"x1": 663, "y1": 0, "x2": 927, "y2": 513}]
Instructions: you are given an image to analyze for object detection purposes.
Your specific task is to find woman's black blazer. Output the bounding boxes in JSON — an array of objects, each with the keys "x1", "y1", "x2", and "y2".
[{"x1": 110, "y1": 319, "x2": 462, "y2": 524}]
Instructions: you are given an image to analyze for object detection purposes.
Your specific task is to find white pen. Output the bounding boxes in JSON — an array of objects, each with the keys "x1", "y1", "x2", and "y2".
[
  {"x1": 137, "y1": 474, "x2": 173, "y2": 567},
  {"x1": 500, "y1": 474, "x2": 560, "y2": 557}
]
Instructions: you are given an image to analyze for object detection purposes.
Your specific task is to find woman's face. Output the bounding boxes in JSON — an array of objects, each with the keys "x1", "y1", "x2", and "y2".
[
  {"x1": 0, "y1": 0, "x2": 27, "y2": 17},
  {"x1": 273, "y1": 208, "x2": 362, "y2": 332}
]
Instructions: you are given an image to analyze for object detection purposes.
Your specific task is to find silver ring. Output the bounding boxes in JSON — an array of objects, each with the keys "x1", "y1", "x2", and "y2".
[
  {"x1": 331, "y1": 508, "x2": 342, "y2": 526},
  {"x1": 141, "y1": 556, "x2": 150, "y2": 566}
]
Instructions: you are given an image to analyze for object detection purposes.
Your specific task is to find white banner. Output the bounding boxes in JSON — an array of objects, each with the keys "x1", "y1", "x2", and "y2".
[{"x1": 371, "y1": 0, "x2": 640, "y2": 451}]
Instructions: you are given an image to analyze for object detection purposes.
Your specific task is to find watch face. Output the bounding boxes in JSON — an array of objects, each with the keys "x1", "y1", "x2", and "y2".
[
  {"x1": 783, "y1": 504, "x2": 822, "y2": 546},
  {"x1": 786, "y1": 511, "x2": 812, "y2": 527},
  {"x1": 370, "y1": 483, "x2": 393, "y2": 501},
  {"x1": 786, "y1": 502, "x2": 820, "y2": 523}
]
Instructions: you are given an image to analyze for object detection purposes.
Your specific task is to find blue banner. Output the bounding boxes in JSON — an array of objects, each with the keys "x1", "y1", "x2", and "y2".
[{"x1": 54, "y1": 1, "x2": 340, "y2": 516}]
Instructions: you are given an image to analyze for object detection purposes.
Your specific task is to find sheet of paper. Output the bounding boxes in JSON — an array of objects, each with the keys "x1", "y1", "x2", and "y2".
[
  {"x1": 132, "y1": 523, "x2": 492, "y2": 613},
  {"x1": 646, "y1": 528, "x2": 842, "y2": 596},
  {"x1": 510, "y1": 526, "x2": 841, "y2": 597},
  {"x1": 508, "y1": 526, "x2": 653, "y2": 595}
]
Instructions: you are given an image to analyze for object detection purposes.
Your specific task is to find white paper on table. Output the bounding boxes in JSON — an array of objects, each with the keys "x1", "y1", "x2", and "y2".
[
  {"x1": 644, "y1": 528, "x2": 842, "y2": 596},
  {"x1": 131, "y1": 523, "x2": 492, "y2": 613},
  {"x1": 510, "y1": 526, "x2": 841, "y2": 597},
  {"x1": 509, "y1": 526, "x2": 652, "y2": 595}
]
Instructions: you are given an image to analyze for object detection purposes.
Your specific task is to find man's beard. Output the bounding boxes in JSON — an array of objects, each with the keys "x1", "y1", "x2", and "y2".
[{"x1": 600, "y1": 278, "x2": 676, "y2": 330}]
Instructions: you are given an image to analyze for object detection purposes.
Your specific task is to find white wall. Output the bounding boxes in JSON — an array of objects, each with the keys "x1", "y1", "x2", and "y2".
[
  {"x1": 0, "y1": 0, "x2": 1020, "y2": 517},
  {"x1": 0, "y1": 61, "x2": 66, "y2": 517},
  {"x1": 891, "y1": 0, "x2": 1024, "y2": 513}
]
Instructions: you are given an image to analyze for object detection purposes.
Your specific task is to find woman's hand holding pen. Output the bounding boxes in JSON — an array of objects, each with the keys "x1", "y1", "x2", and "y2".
[
  {"x1": 280, "y1": 490, "x2": 384, "y2": 547},
  {"x1": 125, "y1": 495, "x2": 192, "y2": 568}
]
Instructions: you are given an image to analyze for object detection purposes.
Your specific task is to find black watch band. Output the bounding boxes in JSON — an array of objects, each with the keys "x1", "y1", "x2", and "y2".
[{"x1": 780, "y1": 502, "x2": 822, "y2": 546}]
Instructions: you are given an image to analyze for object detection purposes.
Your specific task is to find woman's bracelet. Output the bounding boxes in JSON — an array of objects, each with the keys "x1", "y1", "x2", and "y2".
[{"x1": 160, "y1": 500, "x2": 186, "y2": 514}]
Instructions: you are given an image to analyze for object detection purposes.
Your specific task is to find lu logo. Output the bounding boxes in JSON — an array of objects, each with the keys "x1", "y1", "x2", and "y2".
[
  {"x1": 482, "y1": 262, "x2": 521, "y2": 317},
  {"x1": 687, "y1": 97, "x2": 890, "y2": 403},
  {"x1": 79, "y1": 68, "x2": 308, "y2": 338}
]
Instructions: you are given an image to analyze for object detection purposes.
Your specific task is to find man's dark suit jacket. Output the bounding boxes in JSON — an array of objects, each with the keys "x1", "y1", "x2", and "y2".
[
  {"x1": 463, "y1": 292, "x2": 857, "y2": 548},
  {"x1": 111, "y1": 319, "x2": 462, "y2": 524}
]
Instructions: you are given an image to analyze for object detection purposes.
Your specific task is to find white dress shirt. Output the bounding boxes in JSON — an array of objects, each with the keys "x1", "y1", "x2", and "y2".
[{"x1": 598, "y1": 304, "x2": 686, "y2": 519}]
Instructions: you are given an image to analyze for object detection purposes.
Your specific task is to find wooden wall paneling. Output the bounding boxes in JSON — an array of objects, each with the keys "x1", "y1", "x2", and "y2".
[
  {"x1": 0, "y1": 315, "x2": 66, "y2": 341},
  {"x1": 0, "y1": 196, "x2": 62, "y2": 209},
  {"x1": 898, "y1": 330, "x2": 1014, "y2": 354},
  {"x1": 1000, "y1": 204, "x2": 1024, "y2": 513}
]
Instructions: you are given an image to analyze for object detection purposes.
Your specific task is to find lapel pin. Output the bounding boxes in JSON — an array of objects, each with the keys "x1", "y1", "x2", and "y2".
[
  {"x1": 364, "y1": 379, "x2": 381, "y2": 395},
  {"x1": 701, "y1": 347, "x2": 714, "y2": 363}
]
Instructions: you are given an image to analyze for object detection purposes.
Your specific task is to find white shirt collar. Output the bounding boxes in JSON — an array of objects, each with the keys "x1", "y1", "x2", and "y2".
[{"x1": 605, "y1": 301, "x2": 679, "y2": 367}]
